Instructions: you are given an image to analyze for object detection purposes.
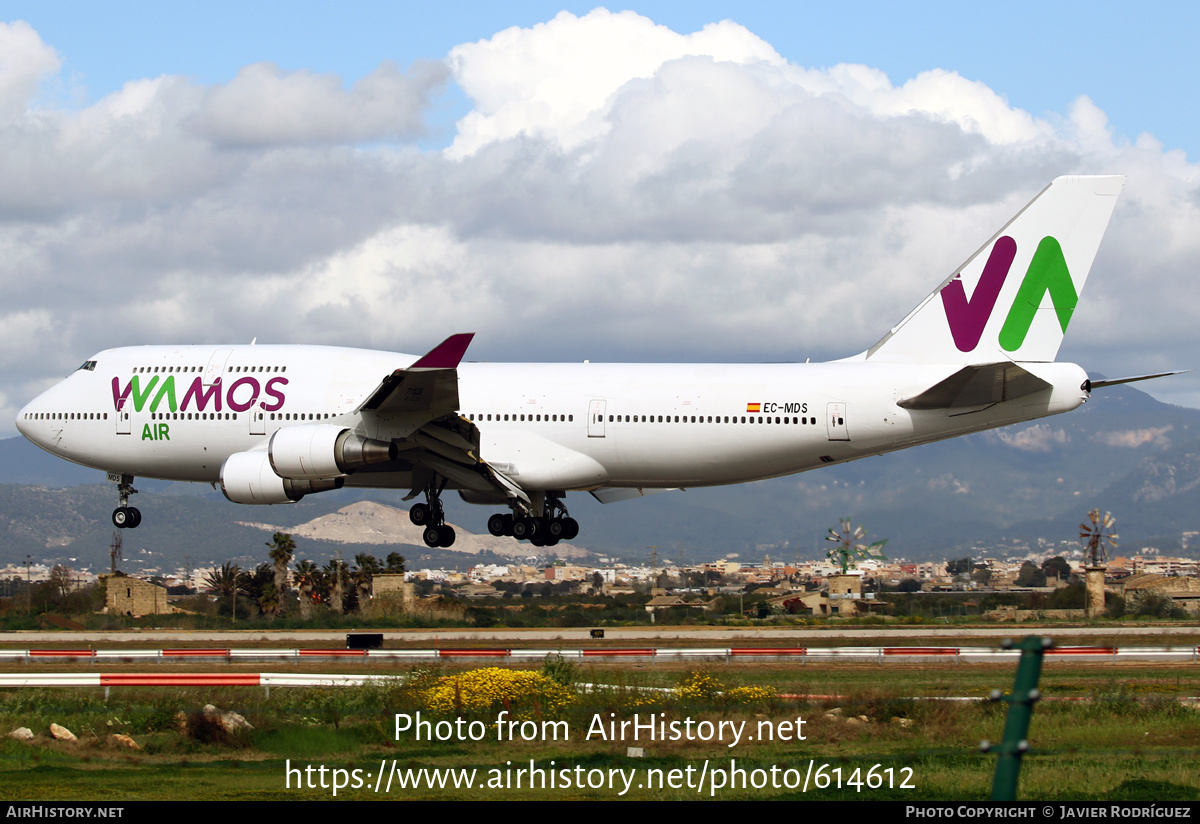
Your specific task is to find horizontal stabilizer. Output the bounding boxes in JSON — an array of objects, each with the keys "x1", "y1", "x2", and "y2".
[
  {"x1": 898, "y1": 362, "x2": 1051, "y2": 410},
  {"x1": 1086, "y1": 370, "x2": 1190, "y2": 391}
]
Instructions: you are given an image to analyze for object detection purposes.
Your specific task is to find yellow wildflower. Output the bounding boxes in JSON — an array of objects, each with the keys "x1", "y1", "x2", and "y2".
[{"x1": 423, "y1": 667, "x2": 575, "y2": 715}]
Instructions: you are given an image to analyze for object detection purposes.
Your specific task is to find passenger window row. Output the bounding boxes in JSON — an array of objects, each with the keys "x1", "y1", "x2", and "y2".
[
  {"x1": 128, "y1": 365, "x2": 289, "y2": 374},
  {"x1": 466, "y1": 413, "x2": 574, "y2": 422},
  {"x1": 150, "y1": 412, "x2": 237, "y2": 420},
  {"x1": 599, "y1": 414, "x2": 817, "y2": 425},
  {"x1": 21, "y1": 412, "x2": 109, "y2": 420},
  {"x1": 462, "y1": 413, "x2": 819, "y2": 425}
]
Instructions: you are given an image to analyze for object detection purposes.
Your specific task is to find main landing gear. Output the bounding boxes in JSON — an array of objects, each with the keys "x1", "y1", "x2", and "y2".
[
  {"x1": 487, "y1": 494, "x2": 578, "y2": 547},
  {"x1": 409, "y1": 481, "x2": 456, "y2": 548},
  {"x1": 111, "y1": 474, "x2": 142, "y2": 529}
]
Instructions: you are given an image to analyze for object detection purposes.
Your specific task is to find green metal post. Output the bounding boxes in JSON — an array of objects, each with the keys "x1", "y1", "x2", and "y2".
[{"x1": 982, "y1": 636, "x2": 1053, "y2": 801}]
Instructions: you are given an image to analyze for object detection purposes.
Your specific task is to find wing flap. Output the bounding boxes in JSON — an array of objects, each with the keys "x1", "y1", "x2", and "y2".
[{"x1": 396, "y1": 416, "x2": 532, "y2": 506}]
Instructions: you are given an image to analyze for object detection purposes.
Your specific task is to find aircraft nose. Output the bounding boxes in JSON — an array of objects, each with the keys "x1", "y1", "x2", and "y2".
[
  {"x1": 15, "y1": 400, "x2": 33, "y2": 439},
  {"x1": 15, "y1": 391, "x2": 53, "y2": 448}
]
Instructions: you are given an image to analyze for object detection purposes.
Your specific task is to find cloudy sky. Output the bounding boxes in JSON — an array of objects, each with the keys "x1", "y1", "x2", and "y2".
[{"x1": 2, "y1": 1, "x2": 1198, "y2": 437}]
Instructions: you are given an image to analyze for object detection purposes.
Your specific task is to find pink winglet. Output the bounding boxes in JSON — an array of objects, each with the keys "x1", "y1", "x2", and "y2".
[{"x1": 411, "y1": 333, "x2": 475, "y2": 369}]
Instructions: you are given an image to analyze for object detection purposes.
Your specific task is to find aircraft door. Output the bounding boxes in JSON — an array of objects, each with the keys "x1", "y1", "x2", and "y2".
[
  {"x1": 826, "y1": 402, "x2": 849, "y2": 441},
  {"x1": 588, "y1": 400, "x2": 606, "y2": 438},
  {"x1": 116, "y1": 400, "x2": 131, "y2": 435},
  {"x1": 203, "y1": 349, "x2": 232, "y2": 386},
  {"x1": 250, "y1": 408, "x2": 266, "y2": 436}
]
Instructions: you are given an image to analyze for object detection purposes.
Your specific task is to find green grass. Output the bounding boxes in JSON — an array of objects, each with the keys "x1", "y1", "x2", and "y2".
[{"x1": 2, "y1": 662, "x2": 1200, "y2": 800}]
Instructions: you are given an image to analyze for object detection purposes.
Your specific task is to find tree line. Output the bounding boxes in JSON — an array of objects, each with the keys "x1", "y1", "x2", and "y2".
[{"x1": 200, "y1": 533, "x2": 405, "y2": 619}]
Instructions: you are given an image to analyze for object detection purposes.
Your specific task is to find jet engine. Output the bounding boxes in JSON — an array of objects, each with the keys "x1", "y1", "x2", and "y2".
[
  {"x1": 268, "y1": 424, "x2": 398, "y2": 480},
  {"x1": 220, "y1": 450, "x2": 343, "y2": 505}
]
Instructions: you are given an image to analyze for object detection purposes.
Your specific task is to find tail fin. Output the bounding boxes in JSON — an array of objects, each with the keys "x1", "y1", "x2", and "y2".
[{"x1": 866, "y1": 175, "x2": 1124, "y2": 364}]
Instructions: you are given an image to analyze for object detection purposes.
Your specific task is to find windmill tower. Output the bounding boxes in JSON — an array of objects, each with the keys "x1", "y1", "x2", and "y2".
[
  {"x1": 824, "y1": 519, "x2": 887, "y2": 615},
  {"x1": 1080, "y1": 509, "x2": 1117, "y2": 618},
  {"x1": 109, "y1": 531, "x2": 123, "y2": 574}
]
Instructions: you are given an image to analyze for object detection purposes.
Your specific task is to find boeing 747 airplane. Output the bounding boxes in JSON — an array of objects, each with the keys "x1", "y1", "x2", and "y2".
[{"x1": 15, "y1": 175, "x2": 1176, "y2": 548}]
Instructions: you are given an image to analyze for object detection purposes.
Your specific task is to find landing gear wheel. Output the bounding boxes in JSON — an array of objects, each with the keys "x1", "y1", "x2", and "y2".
[
  {"x1": 409, "y1": 503, "x2": 431, "y2": 526},
  {"x1": 112, "y1": 507, "x2": 141, "y2": 529},
  {"x1": 561, "y1": 517, "x2": 579, "y2": 540},
  {"x1": 512, "y1": 518, "x2": 538, "y2": 540},
  {"x1": 437, "y1": 525, "x2": 456, "y2": 548},
  {"x1": 487, "y1": 513, "x2": 508, "y2": 537},
  {"x1": 547, "y1": 519, "x2": 565, "y2": 539},
  {"x1": 422, "y1": 526, "x2": 442, "y2": 548},
  {"x1": 111, "y1": 475, "x2": 141, "y2": 528}
]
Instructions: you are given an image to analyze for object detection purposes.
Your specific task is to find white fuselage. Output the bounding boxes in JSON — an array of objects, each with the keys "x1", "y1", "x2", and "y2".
[{"x1": 15, "y1": 344, "x2": 1089, "y2": 499}]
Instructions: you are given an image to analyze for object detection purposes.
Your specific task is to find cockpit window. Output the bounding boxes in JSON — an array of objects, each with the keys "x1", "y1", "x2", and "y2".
[{"x1": 76, "y1": 360, "x2": 97, "y2": 372}]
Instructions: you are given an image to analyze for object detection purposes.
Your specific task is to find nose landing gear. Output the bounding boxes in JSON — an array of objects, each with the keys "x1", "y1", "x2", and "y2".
[{"x1": 110, "y1": 474, "x2": 141, "y2": 529}]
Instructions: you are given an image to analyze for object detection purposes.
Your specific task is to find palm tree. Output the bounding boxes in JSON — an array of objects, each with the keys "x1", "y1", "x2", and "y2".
[
  {"x1": 203, "y1": 562, "x2": 239, "y2": 597},
  {"x1": 325, "y1": 559, "x2": 346, "y2": 615},
  {"x1": 203, "y1": 562, "x2": 241, "y2": 619},
  {"x1": 238, "y1": 563, "x2": 277, "y2": 617},
  {"x1": 294, "y1": 559, "x2": 321, "y2": 620},
  {"x1": 353, "y1": 553, "x2": 382, "y2": 609},
  {"x1": 267, "y1": 533, "x2": 296, "y2": 615}
]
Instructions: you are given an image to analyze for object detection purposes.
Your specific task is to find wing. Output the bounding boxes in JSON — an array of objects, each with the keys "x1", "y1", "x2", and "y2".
[
  {"x1": 355, "y1": 333, "x2": 531, "y2": 507},
  {"x1": 356, "y1": 333, "x2": 474, "y2": 416}
]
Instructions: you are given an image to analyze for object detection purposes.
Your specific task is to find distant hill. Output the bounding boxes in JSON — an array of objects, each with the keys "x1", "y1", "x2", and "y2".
[
  {"x1": 2, "y1": 380, "x2": 1198, "y2": 569},
  {"x1": 240, "y1": 499, "x2": 588, "y2": 561}
]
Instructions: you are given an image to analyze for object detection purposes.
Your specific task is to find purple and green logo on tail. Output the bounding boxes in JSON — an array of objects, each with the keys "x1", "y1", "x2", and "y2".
[{"x1": 940, "y1": 235, "x2": 1076, "y2": 353}]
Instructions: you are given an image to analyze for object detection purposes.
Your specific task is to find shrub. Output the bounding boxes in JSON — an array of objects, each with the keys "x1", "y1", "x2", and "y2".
[
  {"x1": 1106, "y1": 592, "x2": 1126, "y2": 618},
  {"x1": 423, "y1": 668, "x2": 574, "y2": 715},
  {"x1": 541, "y1": 654, "x2": 578, "y2": 686},
  {"x1": 676, "y1": 671, "x2": 725, "y2": 701},
  {"x1": 1128, "y1": 591, "x2": 1187, "y2": 620},
  {"x1": 725, "y1": 685, "x2": 777, "y2": 705}
]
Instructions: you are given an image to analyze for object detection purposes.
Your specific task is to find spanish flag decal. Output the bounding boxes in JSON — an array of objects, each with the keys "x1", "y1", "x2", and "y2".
[{"x1": 746, "y1": 403, "x2": 761, "y2": 413}]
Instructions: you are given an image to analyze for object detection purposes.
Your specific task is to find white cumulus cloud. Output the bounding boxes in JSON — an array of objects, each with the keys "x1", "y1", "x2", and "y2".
[
  {"x1": 446, "y1": 8, "x2": 785, "y2": 157},
  {"x1": 2, "y1": 10, "x2": 1200, "y2": 430},
  {"x1": 190, "y1": 60, "x2": 448, "y2": 146},
  {"x1": 0, "y1": 21, "x2": 60, "y2": 126}
]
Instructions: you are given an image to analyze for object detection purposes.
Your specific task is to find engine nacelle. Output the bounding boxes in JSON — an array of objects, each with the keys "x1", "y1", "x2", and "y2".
[
  {"x1": 220, "y1": 450, "x2": 343, "y2": 504},
  {"x1": 268, "y1": 424, "x2": 398, "y2": 480}
]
